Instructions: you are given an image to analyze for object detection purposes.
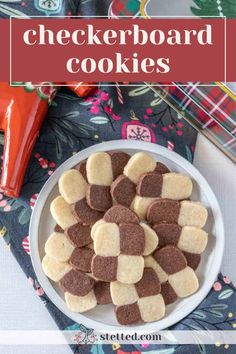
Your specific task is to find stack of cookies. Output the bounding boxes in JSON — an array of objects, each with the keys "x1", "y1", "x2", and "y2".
[{"x1": 42, "y1": 151, "x2": 208, "y2": 325}]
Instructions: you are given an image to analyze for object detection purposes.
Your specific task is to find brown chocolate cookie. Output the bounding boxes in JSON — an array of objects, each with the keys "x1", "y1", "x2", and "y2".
[
  {"x1": 109, "y1": 152, "x2": 130, "y2": 179},
  {"x1": 153, "y1": 223, "x2": 181, "y2": 247},
  {"x1": 104, "y1": 205, "x2": 139, "y2": 224},
  {"x1": 74, "y1": 198, "x2": 104, "y2": 225},
  {"x1": 54, "y1": 224, "x2": 64, "y2": 233},
  {"x1": 86, "y1": 185, "x2": 112, "y2": 211},
  {"x1": 154, "y1": 162, "x2": 170, "y2": 174},
  {"x1": 111, "y1": 175, "x2": 136, "y2": 207},
  {"x1": 183, "y1": 252, "x2": 201, "y2": 270},
  {"x1": 94, "y1": 282, "x2": 112, "y2": 305},
  {"x1": 74, "y1": 160, "x2": 87, "y2": 181},
  {"x1": 116, "y1": 303, "x2": 141, "y2": 325},
  {"x1": 137, "y1": 172, "x2": 163, "y2": 198},
  {"x1": 65, "y1": 223, "x2": 92, "y2": 248},
  {"x1": 59, "y1": 269, "x2": 95, "y2": 296},
  {"x1": 92, "y1": 255, "x2": 118, "y2": 282},
  {"x1": 161, "y1": 282, "x2": 178, "y2": 305},
  {"x1": 69, "y1": 247, "x2": 94, "y2": 273},
  {"x1": 119, "y1": 223, "x2": 145, "y2": 256},
  {"x1": 135, "y1": 268, "x2": 161, "y2": 298},
  {"x1": 153, "y1": 246, "x2": 187, "y2": 275},
  {"x1": 147, "y1": 199, "x2": 180, "y2": 225}
]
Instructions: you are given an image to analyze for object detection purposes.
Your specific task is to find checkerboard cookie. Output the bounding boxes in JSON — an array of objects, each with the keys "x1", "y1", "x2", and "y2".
[
  {"x1": 92, "y1": 220, "x2": 157, "y2": 257},
  {"x1": 56, "y1": 161, "x2": 107, "y2": 225},
  {"x1": 144, "y1": 248, "x2": 199, "y2": 304},
  {"x1": 153, "y1": 246, "x2": 199, "y2": 298},
  {"x1": 92, "y1": 254, "x2": 144, "y2": 284},
  {"x1": 137, "y1": 172, "x2": 193, "y2": 200},
  {"x1": 65, "y1": 280, "x2": 112, "y2": 313},
  {"x1": 153, "y1": 224, "x2": 208, "y2": 254},
  {"x1": 112, "y1": 268, "x2": 165, "y2": 324},
  {"x1": 86, "y1": 153, "x2": 112, "y2": 211},
  {"x1": 93, "y1": 222, "x2": 145, "y2": 256},
  {"x1": 86, "y1": 152, "x2": 130, "y2": 211},
  {"x1": 147, "y1": 199, "x2": 208, "y2": 228}
]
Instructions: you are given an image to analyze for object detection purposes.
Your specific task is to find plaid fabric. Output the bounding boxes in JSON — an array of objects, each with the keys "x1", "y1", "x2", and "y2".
[
  {"x1": 151, "y1": 82, "x2": 236, "y2": 162},
  {"x1": 175, "y1": 83, "x2": 236, "y2": 134},
  {"x1": 145, "y1": 84, "x2": 236, "y2": 162}
]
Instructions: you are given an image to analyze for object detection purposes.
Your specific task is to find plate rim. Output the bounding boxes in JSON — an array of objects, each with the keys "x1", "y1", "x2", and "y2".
[{"x1": 29, "y1": 140, "x2": 225, "y2": 333}]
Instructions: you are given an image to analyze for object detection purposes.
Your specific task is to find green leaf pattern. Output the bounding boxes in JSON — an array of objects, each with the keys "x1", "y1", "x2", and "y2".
[{"x1": 191, "y1": 0, "x2": 236, "y2": 18}]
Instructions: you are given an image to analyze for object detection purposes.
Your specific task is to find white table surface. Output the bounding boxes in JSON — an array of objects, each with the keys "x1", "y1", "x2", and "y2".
[{"x1": 0, "y1": 134, "x2": 235, "y2": 354}]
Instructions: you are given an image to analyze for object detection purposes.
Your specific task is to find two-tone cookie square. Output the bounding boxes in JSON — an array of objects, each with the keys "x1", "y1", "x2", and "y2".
[{"x1": 111, "y1": 268, "x2": 165, "y2": 324}]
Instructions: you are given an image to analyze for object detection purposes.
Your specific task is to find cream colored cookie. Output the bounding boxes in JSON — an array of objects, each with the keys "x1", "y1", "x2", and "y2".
[
  {"x1": 65, "y1": 290, "x2": 97, "y2": 313},
  {"x1": 42, "y1": 254, "x2": 72, "y2": 282},
  {"x1": 178, "y1": 226, "x2": 208, "y2": 254},
  {"x1": 58, "y1": 169, "x2": 88, "y2": 204},
  {"x1": 94, "y1": 223, "x2": 120, "y2": 256},
  {"x1": 124, "y1": 152, "x2": 156, "y2": 184},
  {"x1": 91, "y1": 219, "x2": 106, "y2": 240},
  {"x1": 140, "y1": 223, "x2": 159, "y2": 256},
  {"x1": 132, "y1": 196, "x2": 157, "y2": 220},
  {"x1": 161, "y1": 173, "x2": 193, "y2": 200},
  {"x1": 45, "y1": 232, "x2": 75, "y2": 262},
  {"x1": 168, "y1": 266, "x2": 199, "y2": 297},
  {"x1": 110, "y1": 281, "x2": 138, "y2": 306},
  {"x1": 138, "y1": 294, "x2": 165, "y2": 322},
  {"x1": 179, "y1": 201, "x2": 208, "y2": 228},
  {"x1": 117, "y1": 255, "x2": 144, "y2": 284},
  {"x1": 50, "y1": 196, "x2": 77, "y2": 229},
  {"x1": 86, "y1": 152, "x2": 113, "y2": 186},
  {"x1": 144, "y1": 256, "x2": 168, "y2": 283}
]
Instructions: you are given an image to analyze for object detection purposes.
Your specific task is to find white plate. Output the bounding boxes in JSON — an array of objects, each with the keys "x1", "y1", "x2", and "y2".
[{"x1": 29, "y1": 140, "x2": 224, "y2": 333}]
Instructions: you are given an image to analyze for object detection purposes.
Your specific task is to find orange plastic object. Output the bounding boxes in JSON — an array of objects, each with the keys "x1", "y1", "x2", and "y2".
[
  {"x1": 0, "y1": 82, "x2": 96, "y2": 198},
  {"x1": 0, "y1": 82, "x2": 55, "y2": 198},
  {"x1": 66, "y1": 82, "x2": 97, "y2": 97}
]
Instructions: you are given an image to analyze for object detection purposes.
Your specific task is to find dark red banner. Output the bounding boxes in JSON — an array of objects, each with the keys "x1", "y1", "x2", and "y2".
[{"x1": 0, "y1": 18, "x2": 235, "y2": 82}]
